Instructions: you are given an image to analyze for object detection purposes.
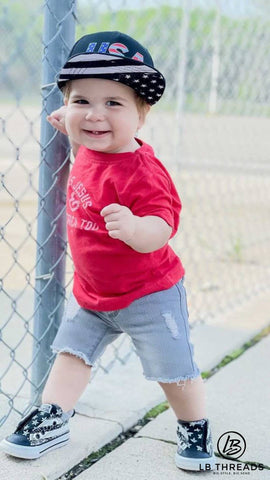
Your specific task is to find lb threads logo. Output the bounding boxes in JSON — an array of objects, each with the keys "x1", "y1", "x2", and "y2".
[
  {"x1": 217, "y1": 431, "x2": 246, "y2": 460},
  {"x1": 201, "y1": 431, "x2": 265, "y2": 474}
]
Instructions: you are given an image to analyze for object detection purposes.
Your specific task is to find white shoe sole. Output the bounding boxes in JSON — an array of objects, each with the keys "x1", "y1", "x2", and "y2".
[
  {"x1": 175, "y1": 452, "x2": 216, "y2": 471},
  {"x1": 0, "y1": 432, "x2": 70, "y2": 459}
]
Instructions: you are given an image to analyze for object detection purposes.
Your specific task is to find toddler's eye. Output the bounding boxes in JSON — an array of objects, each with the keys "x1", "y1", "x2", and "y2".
[
  {"x1": 106, "y1": 100, "x2": 121, "y2": 107},
  {"x1": 74, "y1": 99, "x2": 88, "y2": 105}
]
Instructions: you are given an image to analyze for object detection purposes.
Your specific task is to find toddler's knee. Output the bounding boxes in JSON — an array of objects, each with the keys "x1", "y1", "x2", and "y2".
[{"x1": 56, "y1": 350, "x2": 92, "y2": 369}]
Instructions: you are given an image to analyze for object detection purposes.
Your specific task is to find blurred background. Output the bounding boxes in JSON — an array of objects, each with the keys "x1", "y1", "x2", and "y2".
[{"x1": 0, "y1": 0, "x2": 269, "y2": 425}]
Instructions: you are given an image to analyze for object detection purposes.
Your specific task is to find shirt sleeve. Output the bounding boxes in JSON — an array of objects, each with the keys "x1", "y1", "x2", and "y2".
[{"x1": 118, "y1": 165, "x2": 181, "y2": 239}]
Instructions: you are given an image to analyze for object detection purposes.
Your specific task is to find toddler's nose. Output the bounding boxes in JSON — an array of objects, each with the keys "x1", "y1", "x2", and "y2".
[{"x1": 85, "y1": 106, "x2": 105, "y2": 121}]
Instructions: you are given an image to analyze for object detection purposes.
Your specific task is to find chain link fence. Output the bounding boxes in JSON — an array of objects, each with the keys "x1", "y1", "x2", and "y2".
[{"x1": 1, "y1": 0, "x2": 270, "y2": 426}]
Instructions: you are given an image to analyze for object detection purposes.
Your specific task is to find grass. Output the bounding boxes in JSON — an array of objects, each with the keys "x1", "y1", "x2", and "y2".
[
  {"x1": 56, "y1": 404, "x2": 172, "y2": 479},
  {"x1": 202, "y1": 323, "x2": 270, "y2": 380},
  {"x1": 144, "y1": 401, "x2": 170, "y2": 419},
  {"x1": 227, "y1": 236, "x2": 244, "y2": 263}
]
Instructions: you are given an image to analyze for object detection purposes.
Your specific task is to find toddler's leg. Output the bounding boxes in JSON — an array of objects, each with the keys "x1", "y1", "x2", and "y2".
[
  {"x1": 159, "y1": 376, "x2": 215, "y2": 471},
  {"x1": 158, "y1": 375, "x2": 206, "y2": 421},
  {"x1": 42, "y1": 352, "x2": 92, "y2": 412},
  {"x1": 0, "y1": 352, "x2": 90, "y2": 460}
]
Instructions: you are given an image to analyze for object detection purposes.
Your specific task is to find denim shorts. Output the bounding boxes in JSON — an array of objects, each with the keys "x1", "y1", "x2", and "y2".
[{"x1": 51, "y1": 278, "x2": 200, "y2": 383}]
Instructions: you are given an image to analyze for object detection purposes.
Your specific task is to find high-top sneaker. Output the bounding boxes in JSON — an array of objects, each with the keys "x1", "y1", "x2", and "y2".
[
  {"x1": 0, "y1": 403, "x2": 74, "y2": 459},
  {"x1": 175, "y1": 418, "x2": 216, "y2": 471}
]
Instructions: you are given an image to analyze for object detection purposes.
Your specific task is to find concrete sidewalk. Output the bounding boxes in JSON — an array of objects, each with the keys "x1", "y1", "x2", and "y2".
[
  {"x1": 76, "y1": 333, "x2": 270, "y2": 480},
  {"x1": 0, "y1": 290, "x2": 269, "y2": 480}
]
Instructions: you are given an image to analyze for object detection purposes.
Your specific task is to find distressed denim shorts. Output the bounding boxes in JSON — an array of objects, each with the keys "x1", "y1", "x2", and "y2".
[{"x1": 51, "y1": 278, "x2": 200, "y2": 383}]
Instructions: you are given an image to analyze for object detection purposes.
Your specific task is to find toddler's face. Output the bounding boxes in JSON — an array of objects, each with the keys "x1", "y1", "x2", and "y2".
[{"x1": 64, "y1": 78, "x2": 145, "y2": 154}]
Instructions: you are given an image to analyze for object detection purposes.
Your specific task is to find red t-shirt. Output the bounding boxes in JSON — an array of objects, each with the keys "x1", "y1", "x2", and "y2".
[{"x1": 66, "y1": 140, "x2": 185, "y2": 310}]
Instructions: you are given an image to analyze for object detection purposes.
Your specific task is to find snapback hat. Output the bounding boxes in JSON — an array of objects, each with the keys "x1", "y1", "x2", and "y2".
[{"x1": 57, "y1": 31, "x2": 166, "y2": 105}]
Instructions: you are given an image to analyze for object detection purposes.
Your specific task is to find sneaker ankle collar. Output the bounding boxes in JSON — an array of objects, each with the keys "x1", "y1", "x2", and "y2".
[{"x1": 177, "y1": 418, "x2": 208, "y2": 426}]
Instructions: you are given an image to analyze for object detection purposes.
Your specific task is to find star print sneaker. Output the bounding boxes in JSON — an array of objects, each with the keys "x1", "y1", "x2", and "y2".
[
  {"x1": 175, "y1": 418, "x2": 216, "y2": 471},
  {"x1": 0, "y1": 403, "x2": 74, "y2": 459}
]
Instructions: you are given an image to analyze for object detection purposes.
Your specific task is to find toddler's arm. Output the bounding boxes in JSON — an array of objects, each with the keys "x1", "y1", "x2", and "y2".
[
  {"x1": 47, "y1": 106, "x2": 80, "y2": 157},
  {"x1": 126, "y1": 215, "x2": 172, "y2": 253},
  {"x1": 101, "y1": 204, "x2": 172, "y2": 253}
]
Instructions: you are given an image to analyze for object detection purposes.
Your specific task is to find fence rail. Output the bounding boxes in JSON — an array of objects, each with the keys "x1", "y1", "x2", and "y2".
[{"x1": 1, "y1": 0, "x2": 270, "y2": 426}]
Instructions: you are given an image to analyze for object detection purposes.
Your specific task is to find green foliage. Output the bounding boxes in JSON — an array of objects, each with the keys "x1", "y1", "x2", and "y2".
[
  {"x1": 144, "y1": 401, "x2": 169, "y2": 419},
  {"x1": 202, "y1": 323, "x2": 270, "y2": 380},
  {"x1": 1, "y1": 2, "x2": 270, "y2": 114},
  {"x1": 0, "y1": 0, "x2": 43, "y2": 101}
]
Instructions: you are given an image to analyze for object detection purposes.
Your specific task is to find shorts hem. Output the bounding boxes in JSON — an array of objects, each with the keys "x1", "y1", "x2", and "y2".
[
  {"x1": 51, "y1": 347, "x2": 93, "y2": 367},
  {"x1": 143, "y1": 372, "x2": 201, "y2": 383}
]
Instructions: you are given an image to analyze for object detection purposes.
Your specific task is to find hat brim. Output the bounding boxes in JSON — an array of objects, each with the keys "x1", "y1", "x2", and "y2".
[{"x1": 57, "y1": 53, "x2": 165, "y2": 105}]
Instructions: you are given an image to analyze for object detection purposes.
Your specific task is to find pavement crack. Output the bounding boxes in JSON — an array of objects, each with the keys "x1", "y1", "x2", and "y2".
[{"x1": 76, "y1": 411, "x2": 124, "y2": 431}]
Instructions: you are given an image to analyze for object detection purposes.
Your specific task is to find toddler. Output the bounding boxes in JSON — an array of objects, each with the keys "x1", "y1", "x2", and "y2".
[{"x1": 1, "y1": 31, "x2": 215, "y2": 471}]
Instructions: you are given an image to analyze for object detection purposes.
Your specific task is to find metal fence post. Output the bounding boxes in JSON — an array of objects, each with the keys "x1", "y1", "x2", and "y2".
[{"x1": 31, "y1": 0, "x2": 76, "y2": 404}]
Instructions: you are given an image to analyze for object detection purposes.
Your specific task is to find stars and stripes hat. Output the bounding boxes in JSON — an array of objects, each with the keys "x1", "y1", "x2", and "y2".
[{"x1": 57, "y1": 31, "x2": 166, "y2": 105}]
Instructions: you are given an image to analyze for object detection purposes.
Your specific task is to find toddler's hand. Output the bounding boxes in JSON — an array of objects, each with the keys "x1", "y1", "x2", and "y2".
[
  {"x1": 100, "y1": 203, "x2": 137, "y2": 242},
  {"x1": 47, "y1": 106, "x2": 68, "y2": 135}
]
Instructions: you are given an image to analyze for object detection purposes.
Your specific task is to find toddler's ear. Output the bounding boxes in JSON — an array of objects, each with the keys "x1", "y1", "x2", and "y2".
[{"x1": 138, "y1": 104, "x2": 151, "y2": 129}]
